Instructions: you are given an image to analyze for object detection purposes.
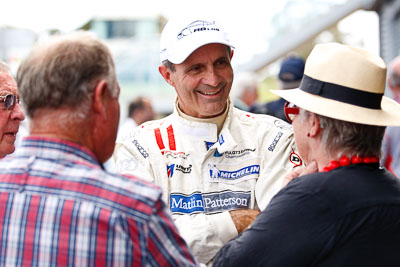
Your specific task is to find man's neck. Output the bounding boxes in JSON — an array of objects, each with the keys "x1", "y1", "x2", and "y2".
[
  {"x1": 29, "y1": 111, "x2": 91, "y2": 149},
  {"x1": 176, "y1": 101, "x2": 229, "y2": 134}
]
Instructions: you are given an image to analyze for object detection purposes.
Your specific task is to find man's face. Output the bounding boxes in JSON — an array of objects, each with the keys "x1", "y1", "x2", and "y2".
[
  {"x1": 0, "y1": 72, "x2": 25, "y2": 158},
  {"x1": 162, "y1": 43, "x2": 233, "y2": 118}
]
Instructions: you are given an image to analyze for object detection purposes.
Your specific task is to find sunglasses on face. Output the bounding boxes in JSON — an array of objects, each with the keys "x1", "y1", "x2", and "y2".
[
  {"x1": 284, "y1": 101, "x2": 300, "y2": 123},
  {"x1": 0, "y1": 94, "x2": 21, "y2": 110}
]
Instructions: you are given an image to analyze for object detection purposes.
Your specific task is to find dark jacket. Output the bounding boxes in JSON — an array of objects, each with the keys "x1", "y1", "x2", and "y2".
[{"x1": 213, "y1": 163, "x2": 400, "y2": 267}]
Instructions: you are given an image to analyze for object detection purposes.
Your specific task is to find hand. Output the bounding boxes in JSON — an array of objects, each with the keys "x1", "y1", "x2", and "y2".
[
  {"x1": 282, "y1": 161, "x2": 318, "y2": 188},
  {"x1": 229, "y1": 209, "x2": 260, "y2": 233}
]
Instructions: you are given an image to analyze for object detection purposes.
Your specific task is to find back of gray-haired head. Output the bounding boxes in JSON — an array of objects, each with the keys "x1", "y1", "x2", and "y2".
[{"x1": 17, "y1": 31, "x2": 117, "y2": 118}]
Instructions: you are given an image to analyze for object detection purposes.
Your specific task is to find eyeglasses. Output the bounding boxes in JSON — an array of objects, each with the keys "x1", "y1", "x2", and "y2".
[
  {"x1": 0, "y1": 94, "x2": 21, "y2": 110},
  {"x1": 284, "y1": 102, "x2": 299, "y2": 123}
]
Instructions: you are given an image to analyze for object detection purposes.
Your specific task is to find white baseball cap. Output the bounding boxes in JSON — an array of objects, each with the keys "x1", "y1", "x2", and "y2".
[{"x1": 160, "y1": 17, "x2": 235, "y2": 64}]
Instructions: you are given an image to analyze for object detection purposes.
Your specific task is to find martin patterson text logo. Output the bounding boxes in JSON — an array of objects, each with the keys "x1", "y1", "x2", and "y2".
[
  {"x1": 177, "y1": 20, "x2": 220, "y2": 40},
  {"x1": 170, "y1": 191, "x2": 251, "y2": 214}
]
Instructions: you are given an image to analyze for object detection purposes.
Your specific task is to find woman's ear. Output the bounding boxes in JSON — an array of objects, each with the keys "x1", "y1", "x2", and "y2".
[{"x1": 309, "y1": 113, "x2": 322, "y2": 138}]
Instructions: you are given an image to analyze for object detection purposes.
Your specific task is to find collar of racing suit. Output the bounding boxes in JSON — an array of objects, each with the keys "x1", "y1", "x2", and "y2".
[{"x1": 175, "y1": 99, "x2": 230, "y2": 135}]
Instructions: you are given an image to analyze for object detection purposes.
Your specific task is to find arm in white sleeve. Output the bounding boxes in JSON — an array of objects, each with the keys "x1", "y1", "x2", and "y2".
[
  {"x1": 173, "y1": 211, "x2": 237, "y2": 265},
  {"x1": 255, "y1": 129, "x2": 301, "y2": 211},
  {"x1": 114, "y1": 142, "x2": 155, "y2": 183}
]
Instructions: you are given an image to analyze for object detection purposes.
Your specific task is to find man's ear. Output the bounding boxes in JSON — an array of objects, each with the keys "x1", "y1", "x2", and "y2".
[
  {"x1": 159, "y1": 65, "x2": 175, "y2": 87},
  {"x1": 92, "y1": 79, "x2": 109, "y2": 119},
  {"x1": 230, "y1": 49, "x2": 234, "y2": 60}
]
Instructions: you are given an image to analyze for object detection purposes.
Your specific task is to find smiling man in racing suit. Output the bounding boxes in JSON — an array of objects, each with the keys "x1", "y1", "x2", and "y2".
[{"x1": 114, "y1": 17, "x2": 302, "y2": 265}]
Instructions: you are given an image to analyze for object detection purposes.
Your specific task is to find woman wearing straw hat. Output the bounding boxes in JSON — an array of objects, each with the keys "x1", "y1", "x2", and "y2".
[{"x1": 213, "y1": 43, "x2": 400, "y2": 267}]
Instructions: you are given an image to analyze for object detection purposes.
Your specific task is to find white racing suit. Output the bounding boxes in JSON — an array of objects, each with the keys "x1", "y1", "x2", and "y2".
[{"x1": 114, "y1": 101, "x2": 302, "y2": 265}]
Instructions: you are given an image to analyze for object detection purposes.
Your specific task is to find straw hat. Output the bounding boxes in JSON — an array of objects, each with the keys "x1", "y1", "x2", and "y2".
[{"x1": 272, "y1": 42, "x2": 400, "y2": 126}]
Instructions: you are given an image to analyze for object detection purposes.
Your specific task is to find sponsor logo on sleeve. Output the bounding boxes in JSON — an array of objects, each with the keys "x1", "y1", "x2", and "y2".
[
  {"x1": 290, "y1": 147, "x2": 303, "y2": 167},
  {"x1": 268, "y1": 132, "x2": 283, "y2": 152},
  {"x1": 208, "y1": 164, "x2": 260, "y2": 181},
  {"x1": 170, "y1": 191, "x2": 251, "y2": 214},
  {"x1": 132, "y1": 140, "x2": 149, "y2": 158}
]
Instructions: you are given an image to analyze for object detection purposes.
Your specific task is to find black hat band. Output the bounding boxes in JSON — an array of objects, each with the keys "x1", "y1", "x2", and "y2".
[{"x1": 300, "y1": 75, "x2": 383, "y2": 110}]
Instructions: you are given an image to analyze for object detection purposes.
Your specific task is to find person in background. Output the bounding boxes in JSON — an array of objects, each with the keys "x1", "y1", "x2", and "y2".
[
  {"x1": 0, "y1": 61, "x2": 25, "y2": 158},
  {"x1": 230, "y1": 72, "x2": 259, "y2": 111},
  {"x1": 381, "y1": 55, "x2": 400, "y2": 177},
  {"x1": 0, "y1": 31, "x2": 197, "y2": 266},
  {"x1": 213, "y1": 43, "x2": 400, "y2": 267},
  {"x1": 114, "y1": 16, "x2": 302, "y2": 265},
  {"x1": 250, "y1": 55, "x2": 305, "y2": 122},
  {"x1": 117, "y1": 96, "x2": 156, "y2": 141}
]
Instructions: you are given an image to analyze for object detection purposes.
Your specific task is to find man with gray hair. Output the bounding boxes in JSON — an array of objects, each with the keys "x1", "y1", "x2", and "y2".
[
  {"x1": 0, "y1": 31, "x2": 196, "y2": 266},
  {"x1": 0, "y1": 61, "x2": 25, "y2": 158}
]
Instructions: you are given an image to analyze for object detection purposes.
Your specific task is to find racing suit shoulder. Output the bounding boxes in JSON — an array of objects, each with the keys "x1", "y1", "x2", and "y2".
[
  {"x1": 114, "y1": 116, "x2": 172, "y2": 185},
  {"x1": 229, "y1": 108, "x2": 294, "y2": 144}
]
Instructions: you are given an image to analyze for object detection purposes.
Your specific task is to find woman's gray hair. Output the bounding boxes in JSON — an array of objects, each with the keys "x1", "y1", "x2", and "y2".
[
  {"x1": 299, "y1": 109, "x2": 386, "y2": 158},
  {"x1": 17, "y1": 31, "x2": 117, "y2": 120}
]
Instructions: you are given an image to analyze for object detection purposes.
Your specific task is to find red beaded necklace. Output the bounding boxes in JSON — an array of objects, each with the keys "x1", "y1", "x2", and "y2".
[{"x1": 322, "y1": 155, "x2": 379, "y2": 172}]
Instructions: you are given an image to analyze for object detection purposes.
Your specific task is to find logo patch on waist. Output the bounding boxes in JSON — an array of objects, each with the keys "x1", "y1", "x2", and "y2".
[
  {"x1": 170, "y1": 191, "x2": 251, "y2": 214},
  {"x1": 170, "y1": 193, "x2": 205, "y2": 213}
]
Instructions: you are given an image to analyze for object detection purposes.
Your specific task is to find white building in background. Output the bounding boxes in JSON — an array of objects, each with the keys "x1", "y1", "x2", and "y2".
[{"x1": 0, "y1": 27, "x2": 37, "y2": 75}]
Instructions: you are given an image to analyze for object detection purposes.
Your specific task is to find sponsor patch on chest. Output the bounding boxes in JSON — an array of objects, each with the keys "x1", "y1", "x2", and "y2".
[
  {"x1": 170, "y1": 191, "x2": 251, "y2": 214},
  {"x1": 167, "y1": 164, "x2": 192, "y2": 178},
  {"x1": 208, "y1": 163, "x2": 260, "y2": 183}
]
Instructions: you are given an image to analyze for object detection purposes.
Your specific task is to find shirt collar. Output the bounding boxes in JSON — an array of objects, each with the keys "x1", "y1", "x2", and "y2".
[{"x1": 17, "y1": 136, "x2": 101, "y2": 167}]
